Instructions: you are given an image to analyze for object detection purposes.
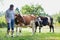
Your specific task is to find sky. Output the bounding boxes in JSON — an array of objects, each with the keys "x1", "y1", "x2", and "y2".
[{"x1": 0, "y1": 0, "x2": 60, "y2": 15}]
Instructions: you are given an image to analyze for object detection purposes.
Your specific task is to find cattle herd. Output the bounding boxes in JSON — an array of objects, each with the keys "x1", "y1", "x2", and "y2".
[{"x1": 15, "y1": 14, "x2": 54, "y2": 35}]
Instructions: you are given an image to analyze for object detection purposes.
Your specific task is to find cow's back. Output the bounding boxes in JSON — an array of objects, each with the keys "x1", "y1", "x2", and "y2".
[{"x1": 23, "y1": 15, "x2": 36, "y2": 25}]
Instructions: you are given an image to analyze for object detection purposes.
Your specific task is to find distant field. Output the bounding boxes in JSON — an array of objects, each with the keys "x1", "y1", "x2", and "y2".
[{"x1": 0, "y1": 27, "x2": 60, "y2": 40}]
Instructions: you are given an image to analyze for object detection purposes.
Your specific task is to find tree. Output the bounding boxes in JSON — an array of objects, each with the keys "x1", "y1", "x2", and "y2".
[
  {"x1": 52, "y1": 11, "x2": 60, "y2": 23},
  {"x1": 21, "y1": 5, "x2": 31, "y2": 14},
  {"x1": 56, "y1": 12, "x2": 60, "y2": 23},
  {"x1": 21, "y1": 4, "x2": 47, "y2": 16},
  {"x1": 57, "y1": 16, "x2": 60, "y2": 23}
]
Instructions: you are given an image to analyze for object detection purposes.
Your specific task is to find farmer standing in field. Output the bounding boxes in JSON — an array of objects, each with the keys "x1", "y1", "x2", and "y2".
[{"x1": 5, "y1": 4, "x2": 15, "y2": 37}]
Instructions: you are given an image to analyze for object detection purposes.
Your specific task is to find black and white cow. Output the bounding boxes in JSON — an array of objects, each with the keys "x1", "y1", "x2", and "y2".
[{"x1": 35, "y1": 16, "x2": 54, "y2": 33}]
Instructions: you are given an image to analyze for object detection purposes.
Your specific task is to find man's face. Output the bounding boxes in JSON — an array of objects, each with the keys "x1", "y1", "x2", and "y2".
[{"x1": 10, "y1": 7, "x2": 14, "y2": 10}]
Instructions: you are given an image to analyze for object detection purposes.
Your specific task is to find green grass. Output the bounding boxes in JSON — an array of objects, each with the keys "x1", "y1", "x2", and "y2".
[
  {"x1": 0, "y1": 28, "x2": 60, "y2": 40},
  {"x1": 54, "y1": 23, "x2": 60, "y2": 27}
]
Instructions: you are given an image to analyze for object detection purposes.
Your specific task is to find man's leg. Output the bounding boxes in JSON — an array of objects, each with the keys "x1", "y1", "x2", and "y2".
[
  {"x1": 11, "y1": 19, "x2": 14, "y2": 37},
  {"x1": 7, "y1": 23, "x2": 10, "y2": 36}
]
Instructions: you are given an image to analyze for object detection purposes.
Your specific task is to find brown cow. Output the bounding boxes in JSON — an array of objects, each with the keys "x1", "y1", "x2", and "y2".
[{"x1": 15, "y1": 14, "x2": 36, "y2": 35}]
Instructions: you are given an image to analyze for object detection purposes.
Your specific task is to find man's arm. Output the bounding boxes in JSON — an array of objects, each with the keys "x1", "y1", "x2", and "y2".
[{"x1": 5, "y1": 10, "x2": 8, "y2": 23}]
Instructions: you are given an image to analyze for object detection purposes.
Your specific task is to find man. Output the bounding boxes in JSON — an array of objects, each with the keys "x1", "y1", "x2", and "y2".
[{"x1": 5, "y1": 4, "x2": 15, "y2": 37}]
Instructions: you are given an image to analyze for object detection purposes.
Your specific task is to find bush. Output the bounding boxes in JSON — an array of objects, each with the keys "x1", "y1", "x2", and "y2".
[
  {"x1": 0, "y1": 22, "x2": 7, "y2": 28},
  {"x1": 0, "y1": 16, "x2": 7, "y2": 28},
  {"x1": 57, "y1": 16, "x2": 60, "y2": 23}
]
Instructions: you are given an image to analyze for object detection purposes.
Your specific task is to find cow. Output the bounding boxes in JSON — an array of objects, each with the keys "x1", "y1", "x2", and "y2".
[
  {"x1": 34, "y1": 16, "x2": 54, "y2": 33},
  {"x1": 15, "y1": 14, "x2": 36, "y2": 35}
]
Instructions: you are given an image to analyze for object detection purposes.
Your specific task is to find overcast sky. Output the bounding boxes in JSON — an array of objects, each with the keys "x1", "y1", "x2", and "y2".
[{"x1": 0, "y1": 0, "x2": 60, "y2": 15}]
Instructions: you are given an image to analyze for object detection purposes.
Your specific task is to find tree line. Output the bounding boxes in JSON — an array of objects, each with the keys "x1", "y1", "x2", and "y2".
[{"x1": 15, "y1": 5, "x2": 48, "y2": 16}]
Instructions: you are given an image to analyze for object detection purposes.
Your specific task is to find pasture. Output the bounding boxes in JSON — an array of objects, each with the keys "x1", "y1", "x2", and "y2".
[
  {"x1": 0, "y1": 26, "x2": 60, "y2": 40},
  {"x1": 0, "y1": 0, "x2": 60, "y2": 40}
]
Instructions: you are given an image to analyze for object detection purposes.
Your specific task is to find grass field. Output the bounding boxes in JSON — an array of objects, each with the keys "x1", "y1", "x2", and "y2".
[
  {"x1": 0, "y1": 16, "x2": 60, "y2": 40},
  {"x1": 0, "y1": 28, "x2": 60, "y2": 40}
]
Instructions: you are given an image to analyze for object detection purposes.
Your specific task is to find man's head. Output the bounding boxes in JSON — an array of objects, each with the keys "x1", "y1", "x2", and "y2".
[{"x1": 9, "y1": 4, "x2": 14, "y2": 10}]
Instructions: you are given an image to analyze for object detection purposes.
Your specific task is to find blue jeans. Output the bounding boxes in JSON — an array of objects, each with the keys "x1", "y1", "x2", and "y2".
[{"x1": 7, "y1": 19, "x2": 14, "y2": 30}]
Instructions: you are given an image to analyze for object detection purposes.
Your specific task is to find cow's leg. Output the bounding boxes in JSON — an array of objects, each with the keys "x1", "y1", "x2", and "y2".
[
  {"x1": 30, "y1": 20, "x2": 35, "y2": 35},
  {"x1": 32, "y1": 22, "x2": 35, "y2": 35},
  {"x1": 49, "y1": 25, "x2": 51, "y2": 32},
  {"x1": 39, "y1": 27, "x2": 41, "y2": 33},
  {"x1": 19, "y1": 27, "x2": 22, "y2": 33},
  {"x1": 16, "y1": 26, "x2": 19, "y2": 36},
  {"x1": 39, "y1": 21, "x2": 42, "y2": 33},
  {"x1": 32, "y1": 26, "x2": 35, "y2": 35},
  {"x1": 51, "y1": 25, "x2": 54, "y2": 32},
  {"x1": 16, "y1": 24, "x2": 20, "y2": 36},
  {"x1": 49, "y1": 25, "x2": 54, "y2": 32},
  {"x1": 19, "y1": 27, "x2": 22, "y2": 35},
  {"x1": 35, "y1": 26, "x2": 37, "y2": 32},
  {"x1": 39, "y1": 26, "x2": 41, "y2": 33}
]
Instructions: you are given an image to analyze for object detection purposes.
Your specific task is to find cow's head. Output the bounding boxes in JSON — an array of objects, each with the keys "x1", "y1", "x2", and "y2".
[{"x1": 15, "y1": 14, "x2": 24, "y2": 23}]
